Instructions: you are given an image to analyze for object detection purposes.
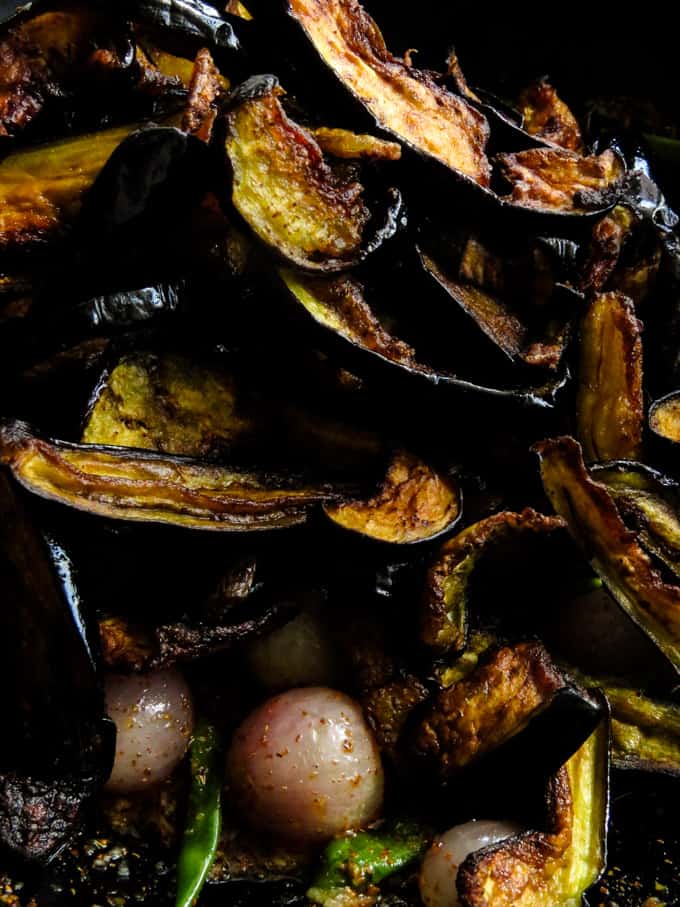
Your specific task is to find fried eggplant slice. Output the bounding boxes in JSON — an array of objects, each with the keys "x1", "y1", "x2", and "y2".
[
  {"x1": 224, "y1": 75, "x2": 398, "y2": 271},
  {"x1": 535, "y1": 436, "x2": 680, "y2": 674},
  {"x1": 0, "y1": 122, "x2": 140, "y2": 252},
  {"x1": 420, "y1": 251, "x2": 571, "y2": 370},
  {"x1": 421, "y1": 509, "x2": 565, "y2": 655},
  {"x1": 650, "y1": 391, "x2": 680, "y2": 443},
  {"x1": 0, "y1": 472, "x2": 113, "y2": 862},
  {"x1": 497, "y1": 147, "x2": 624, "y2": 214},
  {"x1": 324, "y1": 449, "x2": 461, "y2": 544},
  {"x1": 181, "y1": 48, "x2": 226, "y2": 141},
  {"x1": 457, "y1": 719, "x2": 608, "y2": 907},
  {"x1": 576, "y1": 292, "x2": 643, "y2": 462},
  {"x1": 0, "y1": 419, "x2": 353, "y2": 531},
  {"x1": 286, "y1": 0, "x2": 491, "y2": 186},
  {"x1": 517, "y1": 80, "x2": 584, "y2": 152},
  {"x1": 412, "y1": 641, "x2": 600, "y2": 780},
  {"x1": 279, "y1": 268, "x2": 568, "y2": 407}
]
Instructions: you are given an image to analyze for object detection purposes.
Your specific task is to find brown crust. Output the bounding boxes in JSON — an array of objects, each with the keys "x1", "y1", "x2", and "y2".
[
  {"x1": 576, "y1": 291, "x2": 644, "y2": 462},
  {"x1": 496, "y1": 148, "x2": 623, "y2": 212},
  {"x1": 288, "y1": 0, "x2": 490, "y2": 185},
  {"x1": 650, "y1": 392, "x2": 680, "y2": 444},
  {"x1": 99, "y1": 616, "x2": 156, "y2": 671},
  {"x1": 421, "y1": 509, "x2": 565, "y2": 653},
  {"x1": 579, "y1": 206, "x2": 636, "y2": 295},
  {"x1": 182, "y1": 49, "x2": 223, "y2": 142},
  {"x1": 535, "y1": 436, "x2": 680, "y2": 670},
  {"x1": 226, "y1": 85, "x2": 371, "y2": 269},
  {"x1": 325, "y1": 449, "x2": 461, "y2": 544},
  {"x1": 0, "y1": 419, "x2": 349, "y2": 531},
  {"x1": 412, "y1": 641, "x2": 566, "y2": 776},
  {"x1": 518, "y1": 80, "x2": 584, "y2": 152}
]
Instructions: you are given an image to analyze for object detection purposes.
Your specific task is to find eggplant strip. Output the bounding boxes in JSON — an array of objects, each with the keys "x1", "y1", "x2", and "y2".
[
  {"x1": 457, "y1": 719, "x2": 608, "y2": 906},
  {"x1": 0, "y1": 420, "x2": 351, "y2": 531},
  {"x1": 0, "y1": 122, "x2": 140, "y2": 250},
  {"x1": 650, "y1": 391, "x2": 680, "y2": 443},
  {"x1": 310, "y1": 127, "x2": 401, "y2": 161},
  {"x1": 497, "y1": 148, "x2": 623, "y2": 213},
  {"x1": 535, "y1": 436, "x2": 680, "y2": 674},
  {"x1": 286, "y1": 0, "x2": 491, "y2": 185},
  {"x1": 225, "y1": 76, "x2": 378, "y2": 271},
  {"x1": 518, "y1": 80, "x2": 584, "y2": 152},
  {"x1": 576, "y1": 292, "x2": 644, "y2": 462},
  {"x1": 325, "y1": 449, "x2": 461, "y2": 544},
  {"x1": 421, "y1": 509, "x2": 565, "y2": 655}
]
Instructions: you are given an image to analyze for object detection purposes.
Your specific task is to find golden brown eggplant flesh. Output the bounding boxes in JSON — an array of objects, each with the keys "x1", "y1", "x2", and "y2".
[
  {"x1": 412, "y1": 641, "x2": 601, "y2": 780},
  {"x1": 497, "y1": 147, "x2": 624, "y2": 213},
  {"x1": 0, "y1": 121, "x2": 141, "y2": 252},
  {"x1": 324, "y1": 449, "x2": 461, "y2": 544},
  {"x1": 650, "y1": 391, "x2": 680, "y2": 443},
  {"x1": 224, "y1": 75, "x2": 399, "y2": 271},
  {"x1": 421, "y1": 509, "x2": 565, "y2": 655},
  {"x1": 517, "y1": 79, "x2": 584, "y2": 152},
  {"x1": 457, "y1": 718, "x2": 608, "y2": 906},
  {"x1": 535, "y1": 436, "x2": 680, "y2": 674},
  {"x1": 0, "y1": 419, "x2": 354, "y2": 531},
  {"x1": 285, "y1": 0, "x2": 491, "y2": 186},
  {"x1": 576, "y1": 292, "x2": 644, "y2": 463}
]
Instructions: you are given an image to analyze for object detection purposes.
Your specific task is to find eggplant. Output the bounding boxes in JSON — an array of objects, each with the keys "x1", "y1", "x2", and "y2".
[
  {"x1": 283, "y1": 0, "x2": 491, "y2": 188},
  {"x1": 420, "y1": 509, "x2": 565, "y2": 656},
  {"x1": 222, "y1": 75, "x2": 403, "y2": 271},
  {"x1": 278, "y1": 268, "x2": 569, "y2": 407},
  {"x1": 324, "y1": 449, "x2": 462, "y2": 544},
  {"x1": 576, "y1": 291, "x2": 644, "y2": 462},
  {"x1": 0, "y1": 121, "x2": 142, "y2": 253},
  {"x1": 650, "y1": 391, "x2": 680, "y2": 444},
  {"x1": 411, "y1": 641, "x2": 602, "y2": 782},
  {"x1": 181, "y1": 47, "x2": 224, "y2": 142},
  {"x1": 0, "y1": 418, "x2": 357, "y2": 531},
  {"x1": 516, "y1": 79, "x2": 585, "y2": 153},
  {"x1": 0, "y1": 471, "x2": 113, "y2": 862},
  {"x1": 535, "y1": 436, "x2": 680, "y2": 675},
  {"x1": 457, "y1": 717, "x2": 609, "y2": 906},
  {"x1": 309, "y1": 127, "x2": 401, "y2": 161},
  {"x1": 496, "y1": 146, "x2": 625, "y2": 214},
  {"x1": 121, "y1": 0, "x2": 243, "y2": 52},
  {"x1": 579, "y1": 206, "x2": 637, "y2": 296}
]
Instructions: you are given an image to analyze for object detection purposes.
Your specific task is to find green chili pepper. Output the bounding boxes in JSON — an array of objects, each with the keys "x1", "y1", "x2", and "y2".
[
  {"x1": 175, "y1": 719, "x2": 223, "y2": 907},
  {"x1": 307, "y1": 821, "x2": 429, "y2": 906}
]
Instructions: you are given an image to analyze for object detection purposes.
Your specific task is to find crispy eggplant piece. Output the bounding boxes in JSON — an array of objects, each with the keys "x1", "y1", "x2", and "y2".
[
  {"x1": 650, "y1": 391, "x2": 680, "y2": 443},
  {"x1": 517, "y1": 80, "x2": 584, "y2": 152},
  {"x1": 0, "y1": 472, "x2": 113, "y2": 862},
  {"x1": 123, "y1": 0, "x2": 242, "y2": 50},
  {"x1": 576, "y1": 292, "x2": 643, "y2": 462},
  {"x1": 579, "y1": 206, "x2": 636, "y2": 295},
  {"x1": 224, "y1": 75, "x2": 400, "y2": 271},
  {"x1": 457, "y1": 718, "x2": 608, "y2": 907},
  {"x1": 285, "y1": 0, "x2": 491, "y2": 186},
  {"x1": 592, "y1": 461, "x2": 680, "y2": 579},
  {"x1": 310, "y1": 127, "x2": 401, "y2": 160},
  {"x1": 497, "y1": 147, "x2": 624, "y2": 214},
  {"x1": 324, "y1": 450, "x2": 461, "y2": 544},
  {"x1": 279, "y1": 268, "x2": 569, "y2": 407},
  {"x1": 421, "y1": 509, "x2": 565, "y2": 655},
  {"x1": 99, "y1": 615, "x2": 156, "y2": 671},
  {"x1": 412, "y1": 641, "x2": 601, "y2": 781},
  {"x1": 420, "y1": 251, "x2": 572, "y2": 371},
  {"x1": 535, "y1": 437, "x2": 680, "y2": 674},
  {"x1": 181, "y1": 48, "x2": 225, "y2": 141},
  {"x1": 0, "y1": 122, "x2": 140, "y2": 252},
  {"x1": 0, "y1": 419, "x2": 354, "y2": 531}
]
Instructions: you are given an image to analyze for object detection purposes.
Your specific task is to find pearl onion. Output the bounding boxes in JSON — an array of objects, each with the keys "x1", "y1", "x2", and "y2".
[
  {"x1": 104, "y1": 668, "x2": 194, "y2": 793},
  {"x1": 419, "y1": 820, "x2": 521, "y2": 907},
  {"x1": 227, "y1": 686, "x2": 383, "y2": 843}
]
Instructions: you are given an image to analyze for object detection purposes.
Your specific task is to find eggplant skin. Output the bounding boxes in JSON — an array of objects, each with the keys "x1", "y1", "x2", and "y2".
[
  {"x1": 324, "y1": 450, "x2": 461, "y2": 544},
  {"x1": 412, "y1": 641, "x2": 574, "y2": 777},
  {"x1": 535, "y1": 436, "x2": 680, "y2": 674},
  {"x1": 0, "y1": 419, "x2": 353, "y2": 532},
  {"x1": 576, "y1": 292, "x2": 643, "y2": 463},
  {"x1": 421, "y1": 509, "x2": 565, "y2": 655},
  {"x1": 457, "y1": 719, "x2": 608, "y2": 906},
  {"x1": 497, "y1": 147, "x2": 624, "y2": 213},
  {"x1": 286, "y1": 0, "x2": 491, "y2": 186},
  {"x1": 225, "y1": 76, "x2": 379, "y2": 271}
]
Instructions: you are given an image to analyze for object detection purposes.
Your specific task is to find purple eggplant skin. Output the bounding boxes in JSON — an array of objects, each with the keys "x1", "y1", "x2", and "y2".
[{"x1": 0, "y1": 471, "x2": 114, "y2": 864}]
